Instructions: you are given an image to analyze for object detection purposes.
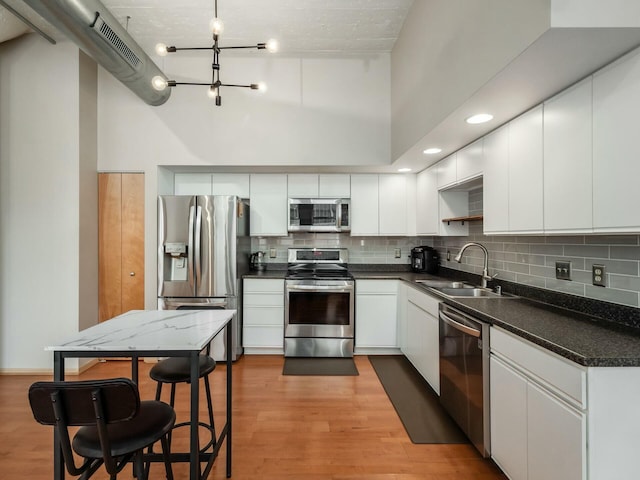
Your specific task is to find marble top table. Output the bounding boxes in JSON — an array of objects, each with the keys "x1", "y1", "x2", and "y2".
[{"x1": 46, "y1": 309, "x2": 236, "y2": 480}]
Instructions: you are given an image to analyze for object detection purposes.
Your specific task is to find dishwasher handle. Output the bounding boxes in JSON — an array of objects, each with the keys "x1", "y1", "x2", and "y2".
[{"x1": 440, "y1": 311, "x2": 481, "y2": 338}]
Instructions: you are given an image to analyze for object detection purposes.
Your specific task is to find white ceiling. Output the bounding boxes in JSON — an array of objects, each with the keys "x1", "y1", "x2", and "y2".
[{"x1": 0, "y1": 0, "x2": 414, "y2": 55}]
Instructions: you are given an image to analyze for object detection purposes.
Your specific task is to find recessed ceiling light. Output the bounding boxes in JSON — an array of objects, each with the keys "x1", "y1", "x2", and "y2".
[
  {"x1": 423, "y1": 147, "x2": 442, "y2": 155},
  {"x1": 397, "y1": 168, "x2": 412, "y2": 173},
  {"x1": 466, "y1": 113, "x2": 493, "y2": 124}
]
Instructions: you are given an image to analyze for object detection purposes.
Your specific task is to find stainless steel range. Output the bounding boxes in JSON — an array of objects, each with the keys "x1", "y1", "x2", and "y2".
[{"x1": 284, "y1": 248, "x2": 354, "y2": 357}]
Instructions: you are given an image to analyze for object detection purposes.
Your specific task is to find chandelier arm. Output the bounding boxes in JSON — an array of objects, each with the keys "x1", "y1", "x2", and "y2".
[
  {"x1": 170, "y1": 47, "x2": 215, "y2": 51},
  {"x1": 218, "y1": 45, "x2": 264, "y2": 50}
]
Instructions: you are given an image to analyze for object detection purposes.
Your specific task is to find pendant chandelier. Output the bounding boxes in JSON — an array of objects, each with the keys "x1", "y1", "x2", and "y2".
[{"x1": 151, "y1": 0, "x2": 278, "y2": 106}]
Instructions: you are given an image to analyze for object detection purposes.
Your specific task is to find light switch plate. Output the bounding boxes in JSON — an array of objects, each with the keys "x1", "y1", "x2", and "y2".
[
  {"x1": 394, "y1": 248, "x2": 401, "y2": 258},
  {"x1": 269, "y1": 248, "x2": 277, "y2": 258},
  {"x1": 556, "y1": 261, "x2": 571, "y2": 280}
]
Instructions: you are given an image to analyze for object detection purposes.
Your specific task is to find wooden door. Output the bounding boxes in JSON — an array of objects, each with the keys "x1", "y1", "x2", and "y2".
[{"x1": 99, "y1": 173, "x2": 145, "y2": 322}]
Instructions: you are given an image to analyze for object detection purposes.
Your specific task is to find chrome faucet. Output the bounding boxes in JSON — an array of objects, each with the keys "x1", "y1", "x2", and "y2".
[{"x1": 454, "y1": 242, "x2": 494, "y2": 288}]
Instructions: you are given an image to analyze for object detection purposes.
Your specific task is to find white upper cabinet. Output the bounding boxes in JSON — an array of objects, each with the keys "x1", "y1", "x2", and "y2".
[
  {"x1": 456, "y1": 138, "x2": 484, "y2": 183},
  {"x1": 508, "y1": 105, "x2": 544, "y2": 233},
  {"x1": 249, "y1": 174, "x2": 288, "y2": 236},
  {"x1": 287, "y1": 174, "x2": 319, "y2": 197},
  {"x1": 416, "y1": 166, "x2": 440, "y2": 236},
  {"x1": 319, "y1": 174, "x2": 351, "y2": 197},
  {"x1": 350, "y1": 174, "x2": 379, "y2": 236},
  {"x1": 544, "y1": 78, "x2": 593, "y2": 233},
  {"x1": 212, "y1": 174, "x2": 250, "y2": 198},
  {"x1": 174, "y1": 173, "x2": 249, "y2": 197},
  {"x1": 351, "y1": 174, "x2": 414, "y2": 236},
  {"x1": 436, "y1": 153, "x2": 457, "y2": 189},
  {"x1": 593, "y1": 49, "x2": 640, "y2": 232},
  {"x1": 379, "y1": 174, "x2": 410, "y2": 236},
  {"x1": 287, "y1": 174, "x2": 351, "y2": 198},
  {"x1": 483, "y1": 125, "x2": 510, "y2": 233},
  {"x1": 174, "y1": 173, "x2": 212, "y2": 195}
]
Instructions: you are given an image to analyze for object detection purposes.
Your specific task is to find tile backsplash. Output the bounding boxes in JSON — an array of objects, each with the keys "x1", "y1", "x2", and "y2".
[
  {"x1": 252, "y1": 233, "x2": 428, "y2": 265},
  {"x1": 251, "y1": 187, "x2": 640, "y2": 308}
]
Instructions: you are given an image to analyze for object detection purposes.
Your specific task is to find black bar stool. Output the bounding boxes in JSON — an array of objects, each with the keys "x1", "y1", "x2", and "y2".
[{"x1": 149, "y1": 344, "x2": 217, "y2": 454}]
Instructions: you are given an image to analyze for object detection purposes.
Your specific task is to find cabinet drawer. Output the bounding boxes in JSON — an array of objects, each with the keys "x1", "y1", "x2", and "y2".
[
  {"x1": 491, "y1": 327, "x2": 586, "y2": 408},
  {"x1": 243, "y1": 306, "x2": 284, "y2": 326},
  {"x1": 243, "y1": 326, "x2": 284, "y2": 348},
  {"x1": 244, "y1": 278, "x2": 284, "y2": 294},
  {"x1": 406, "y1": 285, "x2": 440, "y2": 317},
  {"x1": 356, "y1": 279, "x2": 398, "y2": 294},
  {"x1": 243, "y1": 293, "x2": 284, "y2": 307}
]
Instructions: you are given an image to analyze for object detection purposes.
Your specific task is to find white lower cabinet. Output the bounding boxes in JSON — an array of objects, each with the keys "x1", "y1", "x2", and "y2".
[
  {"x1": 355, "y1": 280, "x2": 399, "y2": 353},
  {"x1": 403, "y1": 286, "x2": 440, "y2": 393},
  {"x1": 242, "y1": 278, "x2": 284, "y2": 354},
  {"x1": 527, "y1": 382, "x2": 586, "y2": 480},
  {"x1": 491, "y1": 327, "x2": 586, "y2": 480},
  {"x1": 490, "y1": 356, "x2": 528, "y2": 480}
]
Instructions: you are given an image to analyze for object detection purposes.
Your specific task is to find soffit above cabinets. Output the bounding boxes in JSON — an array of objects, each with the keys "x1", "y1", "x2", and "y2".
[{"x1": 392, "y1": 26, "x2": 640, "y2": 174}]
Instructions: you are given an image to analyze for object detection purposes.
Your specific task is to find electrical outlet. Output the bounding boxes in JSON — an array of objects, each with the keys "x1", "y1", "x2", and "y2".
[
  {"x1": 394, "y1": 248, "x2": 401, "y2": 258},
  {"x1": 592, "y1": 264, "x2": 606, "y2": 287},
  {"x1": 269, "y1": 248, "x2": 277, "y2": 258},
  {"x1": 555, "y1": 261, "x2": 571, "y2": 280}
]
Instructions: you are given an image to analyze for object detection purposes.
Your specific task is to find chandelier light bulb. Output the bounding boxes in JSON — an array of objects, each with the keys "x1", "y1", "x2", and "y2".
[
  {"x1": 207, "y1": 86, "x2": 219, "y2": 99},
  {"x1": 151, "y1": 76, "x2": 168, "y2": 91},
  {"x1": 266, "y1": 39, "x2": 279, "y2": 53},
  {"x1": 258, "y1": 82, "x2": 267, "y2": 93},
  {"x1": 155, "y1": 43, "x2": 168, "y2": 56},
  {"x1": 209, "y1": 17, "x2": 224, "y2": 35}
]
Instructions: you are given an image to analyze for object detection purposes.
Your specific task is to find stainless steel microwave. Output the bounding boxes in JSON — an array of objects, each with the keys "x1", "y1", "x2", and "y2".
[{"x1": 288, "y1": 198, "x2": 351, "y2": 232}]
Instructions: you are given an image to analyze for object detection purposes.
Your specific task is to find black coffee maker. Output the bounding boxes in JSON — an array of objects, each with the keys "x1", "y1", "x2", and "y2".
[{"x1": 411, "y1": 246, "x2": 439, "y2": 274}]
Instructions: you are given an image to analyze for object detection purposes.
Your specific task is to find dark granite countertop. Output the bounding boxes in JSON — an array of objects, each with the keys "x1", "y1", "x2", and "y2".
[
  {"x1": 445, "y1": 296, "x2": 640, "y2": 367},
  {"x1": 243, "y1": 266, "x2": 640, "y2": 367}
]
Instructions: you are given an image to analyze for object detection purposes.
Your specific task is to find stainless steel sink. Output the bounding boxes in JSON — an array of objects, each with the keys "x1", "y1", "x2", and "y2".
[
  {"x1": 435, "y1": 287, "x2": 517, "y2": 299},
  {"x1": 415, "y1": 279, "x2": 473, "y2": 289}
]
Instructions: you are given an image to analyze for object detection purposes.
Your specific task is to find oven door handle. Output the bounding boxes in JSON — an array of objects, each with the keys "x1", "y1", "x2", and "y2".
[
  {"x1": 286, "y1": 284, "x2": 352, "y2": 292},
  {"x1": 440, "y1": 312, "x2": 481, "y2": 338}
]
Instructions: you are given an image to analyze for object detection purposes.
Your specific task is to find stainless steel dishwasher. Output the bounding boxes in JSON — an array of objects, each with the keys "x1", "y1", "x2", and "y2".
[{"x1": 439, "y1": 303, "x2": 490, "y2": 457}]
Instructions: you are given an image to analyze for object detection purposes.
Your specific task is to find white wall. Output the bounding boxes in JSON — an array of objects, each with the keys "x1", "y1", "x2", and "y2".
[
  {"x1": 0, "y1": 35, "x2": 94, "y2": 371},
  {"x1": 98, "y1": 53, "x2": 391, "y2": 170}
]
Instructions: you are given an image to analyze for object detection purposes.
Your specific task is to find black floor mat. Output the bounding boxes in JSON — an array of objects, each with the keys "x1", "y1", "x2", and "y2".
[
  {"x1": 369, "y1": 355, "x2": 468, "y2": 444},
  {"x1": 283, "y1": 357, "x2": 359, "y2": 376}
]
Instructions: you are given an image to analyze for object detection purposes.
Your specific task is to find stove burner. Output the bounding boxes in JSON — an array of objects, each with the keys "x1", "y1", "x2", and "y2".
[
  {"x1": 286, "y1": 247, "x2": 352, "y2": 281},
  {"x1": 286, "y1": 263, "x2": 352, "y2": 281}
]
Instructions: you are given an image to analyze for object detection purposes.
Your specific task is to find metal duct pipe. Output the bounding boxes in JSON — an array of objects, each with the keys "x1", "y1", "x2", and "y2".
[{"x1": 22, "y1": 0, "x2": 170, "y2": 106}]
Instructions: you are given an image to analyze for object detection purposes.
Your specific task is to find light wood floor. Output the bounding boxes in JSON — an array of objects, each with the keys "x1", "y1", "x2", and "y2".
[{"x1": 1, "y1": 355, "x2": 507, "y2": 480}]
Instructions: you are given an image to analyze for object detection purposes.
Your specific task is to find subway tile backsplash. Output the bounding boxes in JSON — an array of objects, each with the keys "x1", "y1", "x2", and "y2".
[
  {"x1": 253, "y1": 233, "x2": 428, "y2": 265},
  {"x1": 251, "y1": 186, "x2": 640, "y2": 309}
]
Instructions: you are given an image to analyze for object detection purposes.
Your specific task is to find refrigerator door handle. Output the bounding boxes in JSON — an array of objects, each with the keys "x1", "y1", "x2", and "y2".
[
  {"x1": 188, "y1": 205, "x2": 196, "y2": 291},
  {"x1": 194, "y1": 204, "x2": 203, "y2": 290}
]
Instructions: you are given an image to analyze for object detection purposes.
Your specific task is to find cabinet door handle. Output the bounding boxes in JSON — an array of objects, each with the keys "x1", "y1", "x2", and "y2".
[{"x1": 130, "y1": 272, "x2": 135, "y2": 276}]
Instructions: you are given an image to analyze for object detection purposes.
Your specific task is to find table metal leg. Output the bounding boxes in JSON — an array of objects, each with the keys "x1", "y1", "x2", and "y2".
[
  {"x1": 190, "y1": 351, "x2": 200, "y2": 480},
  {"x1": 226, "y1": 324, "x2": 232, "y2": 478},
  {"x1": 131, "y1": 354, "x2": 139, "y2": 384},
  {"x1": 53, "y1": 352, "x2": 64, "y2": 480}
]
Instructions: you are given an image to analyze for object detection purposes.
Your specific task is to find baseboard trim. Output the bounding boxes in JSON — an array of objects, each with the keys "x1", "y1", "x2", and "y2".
[{"x1": 0, "y1": 358, "x2": 100, "y2": 376}]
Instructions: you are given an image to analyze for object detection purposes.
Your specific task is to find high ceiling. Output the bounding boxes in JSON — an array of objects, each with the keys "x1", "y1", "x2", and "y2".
[{"x1": 0, "y1": 0, "x2": 414, "y2": 56}]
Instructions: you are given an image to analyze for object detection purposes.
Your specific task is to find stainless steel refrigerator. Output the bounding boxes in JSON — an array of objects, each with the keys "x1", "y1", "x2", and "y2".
[{"x1": 157, "y1": 195, "x2": 250, "y2": 361}]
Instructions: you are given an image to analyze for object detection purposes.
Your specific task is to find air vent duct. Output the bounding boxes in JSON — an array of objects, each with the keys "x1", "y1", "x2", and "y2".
[
  {"x1": 21, "y1": 0, "x2": 170, "y2": 106},
  {"x1": 91, "y1": 14, "x2": 141, "y2": 69}
]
